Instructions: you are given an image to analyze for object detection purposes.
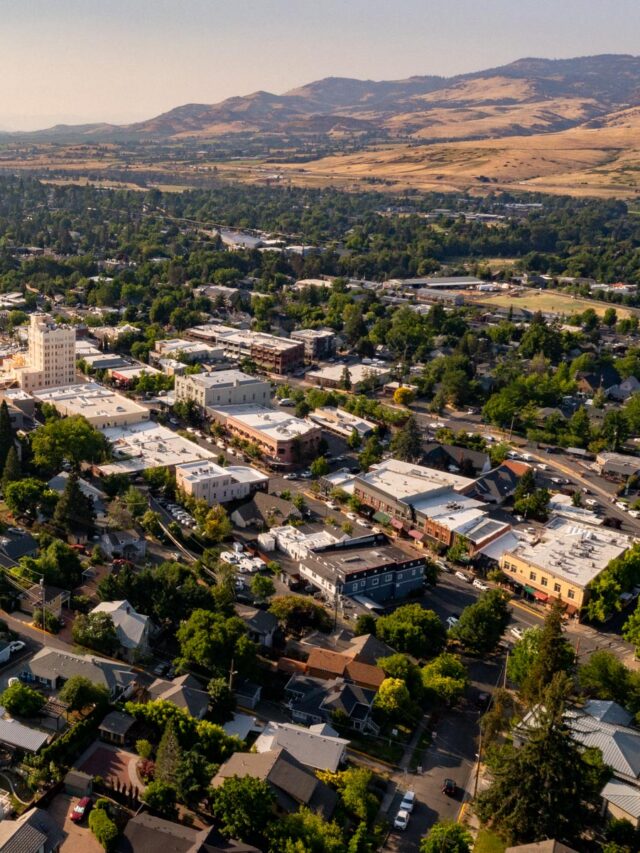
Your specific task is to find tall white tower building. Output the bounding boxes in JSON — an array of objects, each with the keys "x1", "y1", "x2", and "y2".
[{"x1": 14, "y1": 314, "x2": 76, "y2": 393}]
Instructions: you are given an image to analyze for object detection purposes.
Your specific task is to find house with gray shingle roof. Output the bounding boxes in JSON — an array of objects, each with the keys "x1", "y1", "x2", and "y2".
[{"x1": 20, "y1": 648, "x2": 137, "y2": 700}]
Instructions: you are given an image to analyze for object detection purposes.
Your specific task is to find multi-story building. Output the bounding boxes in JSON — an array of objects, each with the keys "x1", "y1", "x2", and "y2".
[
  {"x1": 152, "y1": 338, "x2": 224, "y2": 364},
  {"x1": 290, "y1": 328, "x2": 336, "y2": 361},
  {"x1": 308, "y1": 407, "x2": 375, "y2": 440},
  {"x1": 500, "y1": 516, "x2": 632, "y2": 615},
  {"x1": 187, "y1": 325, "x2": 304, "y2": 374},
  {"x1": 13, "y1": 313, "x2": 75, "y2": 392},
  {"x1": 174, "y1": 369, "x2": 271, "y2": 411},
  {"x1": 209, "y1": 404, "x2": 321, "y2": 466},
  {"x1": 33, "y1": 382, "x2": 149, "y2": 430},
  {"x1": 306, "y1": 362, "x2": 391, "y2": 392},
  {"x1": 299, "y1": 532, "x2": 426, "y2": 603},
  {"x1": 175, "y1": 459, "x2": 268, "y2": 505}
]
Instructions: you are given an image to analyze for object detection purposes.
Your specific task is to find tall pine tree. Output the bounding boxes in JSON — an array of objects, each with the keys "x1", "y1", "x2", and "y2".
[
  {"x1": 1, "y1": 446, "x2": 20, "y2": 493},
  {"x1": 52, "y1": 472, "x2": 96, "y2": 536},
  {"x1": 522, "y1": 601, "x2": 575, "y2": 705},
  {"x1": 155, "y1": 720, "x2": 183, "y2": 787},
  {"x1": 0, "y1": 401, "x2": 15, "y2": 472}
]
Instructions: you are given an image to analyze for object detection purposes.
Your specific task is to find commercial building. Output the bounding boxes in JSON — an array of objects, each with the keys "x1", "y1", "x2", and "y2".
[
  {"x1": 290, "y1": 328, "x2": 336, "y2": 361},
  {"x1": 13, "y1": 313, "x2": 76, "y2": 392},
  {"x1": 209, "y1": 405, "x2": 321, "y2": 465},
  {"x1": 596, "y1": 451, "x2": 640, "y2": 482},
  {"x1": 175, "y1": 460, "x2": 268, "y2": 505},
  {"x1": 33, "y1": 382, "x2": 149, "y2": 430},
  {"x1": 500, "y1": 516, "x2": 632, "y2": 614},
  {"x1": 187, "y1": 324, "x2": 305, "y2": 374},
  {"x1": 299, "y1": 532, "x2": 426, "y2": 603},
  {"x1": 175, "y1": 369, "x2": 271, "y2": 410},
  {"x1": 99, "y1": 420, "x2": 214, "y2": 475},
  {"x1": 152, "y1": 338, "x2": 224, "y2": 364},
  {"x1": 308, "y1": 407, "x2": 375, "y2": 440},
  {"x1": 306, "y1": 362, "x2": 391, "y2": 392}
]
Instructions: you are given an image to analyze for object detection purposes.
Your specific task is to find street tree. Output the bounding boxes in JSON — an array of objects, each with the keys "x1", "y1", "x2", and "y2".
[
  {"x1": 521, "y1": 602, "x2": 575, "y2": 705},
  {"x1": 376, "y1": 604, "x2": 446, "y2": 659},
  {"x1": 421, "y1": 653, "x2": 469, "y2": 706},
  {"x1": 212, "y1": 775, "x2": 275, "y2": 844},
  {"x1": 390, "y1": 415, "x2": 422, "y2": 462},
  {"x1": 374, "y1": 677, "x2": 411, "y2": 720},
  {"x1": 449, "y1": 589, "x2": 510, "y2": 655},
  {"x1": 420, "y1": 821, "x2": 472, "y2": 853}
]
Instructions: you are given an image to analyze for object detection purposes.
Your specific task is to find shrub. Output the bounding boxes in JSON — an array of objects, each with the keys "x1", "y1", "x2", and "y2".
[
  {"x1": 89, "y1": 807, "x2": 118, "y2": 850},
  {"x1": 136, "y1": 738, "x2": 153, "y2": 759}
]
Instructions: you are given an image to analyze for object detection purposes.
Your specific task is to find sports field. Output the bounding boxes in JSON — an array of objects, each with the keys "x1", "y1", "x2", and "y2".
[{"x1": 475, "y1": 290, "x2": 634, "y2": 319}]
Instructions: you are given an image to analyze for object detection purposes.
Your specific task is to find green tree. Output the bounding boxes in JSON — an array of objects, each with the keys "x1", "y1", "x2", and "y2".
[
  {"x1": 58, "y1": 676, "x2": 109, "y2": 711},
  {"x1": 143, "y1": 780, "x2": 178, "y2": 819},
  {"x1": 376, "y1": 604, "x2": 446, "y2": 659},
  {"x1": 124, "y1": 486, "x2": 147, "y2": 518},
  {"x1": 420, "y1": 821, "x2": 472, "y2": 853},
  {"x1": 200, "y1": 504, "x2": 233, "y2": 544},
  {"x1": 340, "y1": 366, "x2": 352, "y2": 391},
  {"x1": 421, "y1": 653, "x2": 469, "y2": 706},
  {"x1": 310, "y1": 456, "x2": 329, "y2": 478},
  {"x1": 507, "y1": 628, "x2": 542, "y2": 687},
  {"x1": 377, "y1": 652, "x2": 424, "y2": 699},
  {"x1": 250, "y1": 574, "x2": 275, "y2": 602},
  {"x1": 24, "y1": 539, "x2": 84, "y2": 588},
  {"x1": 31, "y1": 415, "x2": 108, "y2": 472},
  {"x1": 1, "y1": 446, "x2": 21, "y2": 493},
  {"x1": 88, "y1": 807, "x2": 118, "y2": 851},
  {"x1": 72, "y1": 612, "x2": 119, "y2": 655},
  {"x1": 176, "y1": 609, "x2": 255, "y2": 678},
  {"x1": 521, "y1": 602, "x2": 575, "y2": 705},
  {"x1": 348, "y1": 428, "x2": 362, "y2": 450},
  {"x1": 0, "y1": 401, "x2": 14, "y2": 473},
  {"x1": 475, "y1": 674, "x2": 607, "y2": 845},
  {"x1": 623, "y1": 602, "x2": 640, "y2": 655},
  {"x1": 52, "y1": 471, "x2": 96, "y2": 535},
  {"x1": 449, "y1": 590, "x2": 510, "y2": 655},
  {"x1": 0, "y1": 681, "x2": 45, "y2": 716},
  {"x1": 374, "y1": 677, "x2": 411, "y2": 719},
  {"x1": 578, "y1": 650, "x2": 640, "y2": 710},
  {"x1": 269, "y1": 595, "x2": 332, "y2": 634},
  {"x1": 211, "y1": 775, "x2": 275, "y2": 843},
  {"x1": 358, "y1": 434, "x2": 383, "y2": 471},
  {"x1": 5, "y1": 477, "x2": 48, "y2": 519},
  {"x1": 208, "y1": 677, "x2": 236, "y2": 723},
  {"x1": 354, "y1": 613, "x2": 377, "y2": 636},
  {"x1": 601, "y1": 410, "x2": 629, "y2": 452},
  {"x1": 155, "y1": 720, "x2": 183, "y2": 786},
  {"x1": 174, "y1": 748, "x2": 214, "y2": 807},
  {"x1": 268, "y1": 806, "x2": 345, "y2": 853},
  {"x1": 390, "y1": 415, "x2": 422, "y2": 462}
]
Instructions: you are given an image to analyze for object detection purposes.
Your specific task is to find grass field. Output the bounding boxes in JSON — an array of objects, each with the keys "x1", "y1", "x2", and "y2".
[
  {"x1": 474, "y1": 829, "x2": 507, "y2": 853},
  {"x1": 475, "y1": 290, "x2": 634, "y2": 319}
]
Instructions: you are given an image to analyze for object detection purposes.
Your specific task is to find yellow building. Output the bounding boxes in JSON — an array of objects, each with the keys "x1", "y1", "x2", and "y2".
[{"x1": 500, "y1": 516, "x2": 632, "y2": 615}]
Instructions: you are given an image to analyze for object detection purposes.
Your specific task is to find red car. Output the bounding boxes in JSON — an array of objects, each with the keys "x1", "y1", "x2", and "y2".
[
  {"x1": 69, "y1": 796, "x2": 92, "y2": 823},
  {"x1": 442, "y1": 779, "x2": 458, "y2": 797}
]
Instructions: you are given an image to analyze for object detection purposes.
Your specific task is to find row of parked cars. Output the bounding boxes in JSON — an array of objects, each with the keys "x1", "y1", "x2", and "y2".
[{"x1": 159, "y1": 500, "x2": 196, "y2": 529}]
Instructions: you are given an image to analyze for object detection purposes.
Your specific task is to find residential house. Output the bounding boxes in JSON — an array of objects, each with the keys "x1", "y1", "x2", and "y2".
[
  {"x1": 304, "y1": 648, "x2": 386, "y2": 691},
  {"x1": 20, "y1": 648, "x2": 137, "y2": 700},
  {"x1": 98, "y1": 711, "x2": 135, "y2": 746},
  {"x1": 0, "y1": 530, "x2": 38, "y2": 565},
  {"x1": 20, "y1": 584, "x2": 69, "y2": 620},
  {"x1": 0, "y1": 714, "x2": 50, "y2": 753},
  {"x1": 101, "y1": 530, "x2": 147, "y2": 561},
  {"x1": 116, "y1": 812, "x2": 261, "y2": 853},
  {"x1": 285, "y1": 674, "x2": 377, "y2": 733},
  {"x1": 0, "y1": 807, "x2": 65, "y2": 853},
  {"x1": 254, "y1": 721, "x2": 349, "y2": 773},
  {"x1": 47, "y1": 472, "x2": 107, "y2": 520},
  {"x1": 422, "y1": 443, "x2": 492, "y2": 477},
  {"x1": 211, "y1": 747, "x2": 337, "y2": 818},
  {"x1": 463, "y1": 461, "x2": 532, "y2": 505},
  {"x1": 90, "y1": 600, "x2": 152, "y2": 662},
  {"x1": 576, "y1": 365, "x2": 621, "y2": 396},
  {"x1": 236, "y1": 605, "x2": 279, "y2": 649},
  {"x1": 505, "y1": 843, "x2": 578, "y2": 853},
  {"x1": 145, "y1": 674, "x2": 210, "y2": 720},
  {"x1": 231, "y1": 493, "x2": 302, "y2": 530},
  {"x1": 608, "y1": 376, "x2": 640, "y2": 402}
]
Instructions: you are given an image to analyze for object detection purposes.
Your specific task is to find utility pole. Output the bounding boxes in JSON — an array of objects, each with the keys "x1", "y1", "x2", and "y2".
[
  {"x1": 40, "y1": 577, "x2": 46, "y2": 645},
  {"x1": 228, "y1": 657, "x2": 238, "y2": 692}
]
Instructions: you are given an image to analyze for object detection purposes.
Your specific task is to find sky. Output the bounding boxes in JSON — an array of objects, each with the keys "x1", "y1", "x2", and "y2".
[{"x1": 2, "y1": 0, "x2": 640, "y2": 130}]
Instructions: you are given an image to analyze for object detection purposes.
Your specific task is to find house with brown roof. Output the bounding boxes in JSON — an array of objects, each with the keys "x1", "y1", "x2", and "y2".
[
  {"x1": 211, "y1": 747, "x2": 337, "y2": 819},
  {"x1": 305, "y1": 648, "x2": 385, "y2": 690}
]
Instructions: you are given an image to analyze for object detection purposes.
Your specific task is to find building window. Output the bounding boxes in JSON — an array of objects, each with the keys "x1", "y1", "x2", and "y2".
[
  {"x1": 372, "y1": 578, "x2": 379, "y2": 586},
  {"x1": 554, "y1": 583, "x2": 561, "y2": 593},
  {"x1": 385, "y1": 573, "x2": 393, "y2": 582},
  {"x1": 567, "y1": 589, "x2": 575, "y2": 600},
  {"x1": 397, "y1": 573, "x2": 403, "y2": 581},
  {"x1": 541, "y1": 577, "x2": 548, "y2": 587},
  {"x1": 529, "y1": 571, "x2": 536, "y2": 581}
]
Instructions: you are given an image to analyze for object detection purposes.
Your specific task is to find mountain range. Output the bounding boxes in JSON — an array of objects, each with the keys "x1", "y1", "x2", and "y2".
[{"x1": 13, "y1": 54, "x2": 640, "y2": 144}]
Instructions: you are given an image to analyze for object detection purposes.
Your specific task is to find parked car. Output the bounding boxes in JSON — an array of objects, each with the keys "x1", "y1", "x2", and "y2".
[
  {"x1": 69, "y1": 797, "x2": 92, "y2": 823},
  {"x1": 326, "y1": 501, "x2": 339, "y2": 510},
  {"x1": 346, "y1": 512, "x2": 358, "y2": 521},
  {"x1": 436, "y1": 559, "x2": 451, "y2": 574},
  {"x1": 399, "y1": 791, "x2": 416, "y2": 813},
  {"x1": 394, "y1": 809, "x2": 410, "y2": 831},
  {"x1": 509, "y1": 626, "x2": 525, "y2": 641},
  {"x1": 446, "y1": 615, "x2": 460, "y2": 630},
  {"x1": 455, "y1": 571, "x2": 472, "y2": 583},
  {"x1": 8, "y1": 641, "x2": 25, "y2": 653},
  {"x1": 473, "y1": 579, "x2": 489, "y2": 591}
]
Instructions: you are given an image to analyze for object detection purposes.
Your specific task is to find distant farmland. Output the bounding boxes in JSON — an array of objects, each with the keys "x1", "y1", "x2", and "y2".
[{"x1": 475, "y1": 290, "x2": 635, "y2": 319}]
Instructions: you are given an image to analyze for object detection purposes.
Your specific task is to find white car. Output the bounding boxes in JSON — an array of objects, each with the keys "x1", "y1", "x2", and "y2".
[
  {"x1": 629, "y1": 510, "x2": 640, "y2": 519},
  {"x1": 394, "y1": 809, "x2": 410, "y2": 831},
  {"x1": 510, "y1": 626, "x2": 525, "y2": 641},
  {"x1": 8, "y1": 641, "x2": 25, "y2": 653},
  {"x1": 326, "y1": 502, "x2": 339, "y2": 510},
  {"x1": 399, "y1": 791, "x2": 416, "y2": 813},
  {"x1": 473, "y1": 579, "x2": 489, "y2": 591},
  {"x1": 346, "y1": 513, "x2": 358, "y2": 521},
  {"x1": 446, "y1": 615, "x2": 460, "y2": 630},
  {"x1": 455, "y1": 571, "x2": 472, "y2": 583}
]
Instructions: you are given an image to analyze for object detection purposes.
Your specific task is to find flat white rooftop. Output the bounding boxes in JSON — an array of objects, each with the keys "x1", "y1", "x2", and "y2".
[
  {"x1": 33, "y1": 382, "x2": 148, "y2": 421},
  {"x1": 213, "y1": 405, "x2": 318, "y2": 440},
  {"x1": 190, "y1": 325, "x2": 300, "y2": 353},
  {"x1": 99, "y1": 421, "x2": 214, "y2": 474},
  {"x1": 357, "y1": 458, "x2": 475, "y2": 502},
  {"x1": 307, "y1": 363, "x2": 389, "y2": 385},
  {"x1": 176, "y1": 459, "x2": 267, "y2": 485},
  {"x1": 308, "y1": 407, "x2": 375, "y2": 437},
  {"x1": 185, "y1": 369, "x2": 267, "y2": 389},
  {"x1": 504, "y1": 515, "x2": 633, "y2": 589}
]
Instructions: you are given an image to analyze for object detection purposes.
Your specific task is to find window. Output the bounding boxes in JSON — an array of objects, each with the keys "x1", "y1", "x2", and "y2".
[
  {"x1": 397, "y1": 573, "x2": 403, "y2": 581},
  {"x1": 385, "y1": 573, "x2": 393, "y2": 582},
  {"x1": 371, "y1": 578, "x2": 379, "y2": 587},
  {"x1": 567, "y1": 589, "x2": 575, "y2": 600},
  {"x1": 554, "y1": 583, "x2": 561, "y2": 593},
  {"x1": 541, "y1": 577, "x2": 548, "y2": 587},
  {"x1": 529, "y1": 571, "x2": 536, "y2": 581}
]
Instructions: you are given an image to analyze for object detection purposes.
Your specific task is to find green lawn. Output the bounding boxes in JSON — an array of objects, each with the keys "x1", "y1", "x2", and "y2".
[{"x1": 474, "y1": 828, "x2": 507, "y2": 853}]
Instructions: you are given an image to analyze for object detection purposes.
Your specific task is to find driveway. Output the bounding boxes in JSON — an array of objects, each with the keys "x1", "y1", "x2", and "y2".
[{"x1": 46, "y1": 792, "x2": 102, "y2": 853}]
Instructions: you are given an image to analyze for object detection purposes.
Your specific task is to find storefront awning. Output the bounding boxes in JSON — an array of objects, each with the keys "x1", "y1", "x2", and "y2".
[
  {"x1": 373, "y1": 511, "x2": 391, "y2": 525},
  {"x1": 533, "y1": 590, "x2": 548, "y2": 602},
  {"x1": 390, "y1": 518, "x2": 404, "y2": 531},
  {"x1": 524, "y1": 586, "x2": 536, "y2": 595},
  {"x1": 409, "y1": 529, "x2": 424, "y2": 541}
]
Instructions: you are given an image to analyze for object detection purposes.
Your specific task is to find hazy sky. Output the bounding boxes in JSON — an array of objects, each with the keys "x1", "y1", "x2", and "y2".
[{"x1": 2, "y1": 0, "x2": 640, "y2": 130}]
